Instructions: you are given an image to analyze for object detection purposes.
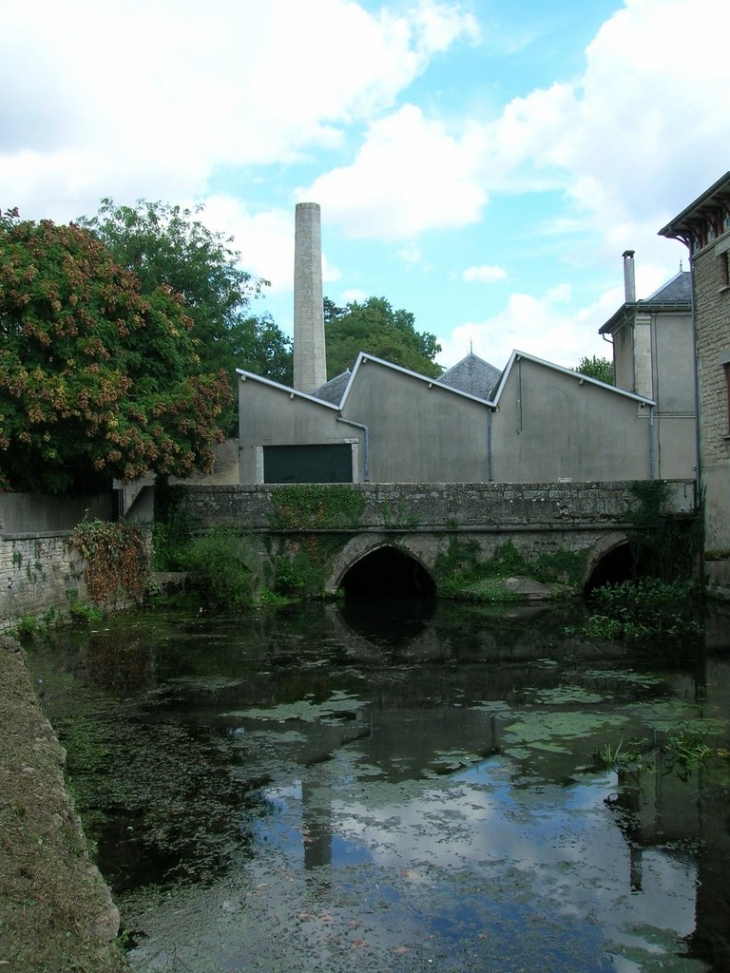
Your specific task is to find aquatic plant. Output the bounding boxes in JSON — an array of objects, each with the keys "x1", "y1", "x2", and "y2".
[
  {"x1": 593, "y1": 724, "x2": 713, "y2": 782},
  {"x1": 663, "y1": 723, "x2": 712, "y2": 779},
  {"x1": 592, "y1": 737, "x2": 653, "y2": 773},
  {"x1": 567, "y1": 577, "x2": 703, "y2": 645}
]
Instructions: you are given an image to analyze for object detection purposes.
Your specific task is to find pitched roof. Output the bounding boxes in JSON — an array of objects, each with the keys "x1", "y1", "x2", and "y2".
[
  {"x1": 599, "y1": 270, "x2": 692, "y2": 335},
  {"x1": 644, "y1": 269, "x2": 692, "y2": 304},
  {"x1": 436, "y1": 352, "x2": 502, "y2": 401},
  {"x1": 311, "y1": 369, "x2": 351, "y2": 406}
]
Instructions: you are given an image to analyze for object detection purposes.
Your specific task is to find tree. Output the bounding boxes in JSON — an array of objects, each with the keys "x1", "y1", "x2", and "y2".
[
  {"x1": 0, "y1": 210, "x2": 232, "y2": 494},
  {"x1": 78, "y1": 199, "x2": 292, "y2": 430},
  {"x1": 324, "y1": 296, "x2": 442, "y2": 379},
  {"x1": 575, "y1": 354, "x2": 613, "y2": 385}
]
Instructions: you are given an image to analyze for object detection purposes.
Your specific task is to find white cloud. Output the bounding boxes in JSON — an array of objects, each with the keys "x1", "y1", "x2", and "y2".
[
  {"x1": 0, "y1": 0, "x2": 477, "y2": 221},
  {"x1": 304, "y1": 105, "x2": 487, "y2": 239},
  {"x1": 437, "y1": 284, "x2": 620, "y2": 372},
  {"x1": 478, "y1": 0, "x2": 730, "y2": 262},
  {"x1": 463, "y1": 264, "x2": 507, "y2": 284}
]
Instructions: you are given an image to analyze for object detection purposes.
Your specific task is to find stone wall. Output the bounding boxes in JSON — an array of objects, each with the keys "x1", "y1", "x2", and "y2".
[
  {"x1": 0, "y1": 532, "x2": 87, "y2": 630},
  {"x1": 692, "y1": 238, "x2": 730, "y2": 596},
  {"x1": 0, "y1": 493, "x2": 112, "y2": 630},
  {"x1": 174, "y1": 479, "x2": 696, "y2": 532},
  {"x1": 693, "y1": 245, "x2": 730, "y2": 466}
]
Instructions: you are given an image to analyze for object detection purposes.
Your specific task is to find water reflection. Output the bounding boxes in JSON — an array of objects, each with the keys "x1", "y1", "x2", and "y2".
[{"x1": 26, "y1": 600, "x2": 730, "y2": 973}]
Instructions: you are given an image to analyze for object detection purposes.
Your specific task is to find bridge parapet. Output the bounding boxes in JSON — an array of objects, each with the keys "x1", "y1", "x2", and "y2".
[{"x1": 175, "y1": 480, "x2": 697, "y2": 532}]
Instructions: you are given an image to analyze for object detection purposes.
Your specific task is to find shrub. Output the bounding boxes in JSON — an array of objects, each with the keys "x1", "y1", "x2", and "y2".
[{"x1": 181, "y1": 528, "x2": 259, "y2": 611}]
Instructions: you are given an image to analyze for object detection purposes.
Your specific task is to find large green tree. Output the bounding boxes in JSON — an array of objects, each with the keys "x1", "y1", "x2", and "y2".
[
  {"x1": 79, "y1": 199, "x2": 292, "y2": 428},
  {"x1": 0, "y1": 210, "x2": 231, "y2": 494},
  {"x1": 324, "y1": 296, "x2": 442, "y2": 379}
]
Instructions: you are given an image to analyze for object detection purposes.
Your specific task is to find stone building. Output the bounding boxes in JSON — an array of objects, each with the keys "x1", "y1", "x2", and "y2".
[{"x1": 660, "y1": 171, "x2": 730, "y2": 598}]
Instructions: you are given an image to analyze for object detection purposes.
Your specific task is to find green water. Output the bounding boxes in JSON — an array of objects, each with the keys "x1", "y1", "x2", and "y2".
[{"x1": 26, "y1": 600, "x2": 730, "y2": 972}]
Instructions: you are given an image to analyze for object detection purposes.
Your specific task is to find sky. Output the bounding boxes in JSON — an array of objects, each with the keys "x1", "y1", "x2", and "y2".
[{"x1": 2, "y1": 0, "x2": 729, "y2": 373}]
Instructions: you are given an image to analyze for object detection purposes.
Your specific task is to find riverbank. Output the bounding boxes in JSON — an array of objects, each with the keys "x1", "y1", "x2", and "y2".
[{"x1": 0, "y1": 636, "x2": 127, "y2": 973}]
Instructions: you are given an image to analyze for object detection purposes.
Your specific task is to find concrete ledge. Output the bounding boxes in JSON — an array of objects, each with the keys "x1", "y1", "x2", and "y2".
[{"x1": 0, "y1": 637, "x2": 126, "y2": 971}]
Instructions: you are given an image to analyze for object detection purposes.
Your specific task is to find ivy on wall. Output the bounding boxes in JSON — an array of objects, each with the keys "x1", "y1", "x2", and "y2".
[
  {"x1": 69, "y1": 519, "x2": 150, "y2": 606},
  {"x1": 269, "y1": 485, "x2": 366, "y2": 530},
  {"x1": 624, "y1": 480, "x2": 702, "y2": 580}
]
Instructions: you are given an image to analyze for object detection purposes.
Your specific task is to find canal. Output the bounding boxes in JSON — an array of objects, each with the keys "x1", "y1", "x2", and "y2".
[{"x1": 26, "y1": 598, "x2": 730, "y2": 973}]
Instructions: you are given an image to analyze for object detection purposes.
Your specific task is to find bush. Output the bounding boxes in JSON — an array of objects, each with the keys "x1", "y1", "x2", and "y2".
[{"x1": 181, "y1": 528, "x2": 259, "y2": 611}]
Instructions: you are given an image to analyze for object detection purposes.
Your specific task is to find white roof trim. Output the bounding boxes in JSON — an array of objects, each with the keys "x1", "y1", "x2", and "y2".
[
  {"x1": 488, "y1": 350, "x2": 655, "y2": 407},
  {"x1": 236, "y1": 368, "x2": 341, "y2": 410},
  {"x1": 339, "y1": 351, "x2": 493, "y2": 410}
]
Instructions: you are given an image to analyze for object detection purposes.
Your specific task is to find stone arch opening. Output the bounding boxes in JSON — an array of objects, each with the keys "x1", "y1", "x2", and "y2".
[
  {"x1": 584, "y1": 540, "x2": 634, "y2": 593},
  {"x1": 339, "y1": 545, "x2": 436, "y2": 601}
]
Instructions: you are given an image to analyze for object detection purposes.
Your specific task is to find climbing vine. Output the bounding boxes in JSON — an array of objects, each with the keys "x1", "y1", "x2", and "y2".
[
  {"x1": 623, "y1": 480, "x2": 702, "y2": 580},
  {"x1": 69, "y1": 519, "x2": 150, "y2": 606},
  {"x1": 269, "y1": 485, "x2": 366, "y2": 530}
]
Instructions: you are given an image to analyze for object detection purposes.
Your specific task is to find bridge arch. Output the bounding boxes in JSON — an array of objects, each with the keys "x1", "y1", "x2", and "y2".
[
  {"x1": 583, "y1": 531, "x2": 633, "y2": 592},
  {"x1": 326, "y1": 536, "x2": 436, "y2": 600}
]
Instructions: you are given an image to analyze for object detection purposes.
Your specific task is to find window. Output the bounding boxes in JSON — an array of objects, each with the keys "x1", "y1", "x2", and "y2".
[{"x1": 726, "y1": 362, "x2": 730, "y2": 435}]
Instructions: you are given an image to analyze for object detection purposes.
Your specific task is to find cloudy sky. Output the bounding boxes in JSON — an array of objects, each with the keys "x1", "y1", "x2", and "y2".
[{"x1": 2, "y1": 0, "x2": 728, "y2": 371}]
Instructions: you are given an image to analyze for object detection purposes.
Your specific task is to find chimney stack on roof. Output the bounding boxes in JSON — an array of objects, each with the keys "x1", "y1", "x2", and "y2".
[{"x1": 622, "y1": 249, "x2": 636, "y2": 303}]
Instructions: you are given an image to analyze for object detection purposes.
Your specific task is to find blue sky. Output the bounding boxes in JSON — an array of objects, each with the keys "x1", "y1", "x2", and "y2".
[{"x1": 2, "y1": 0, "x2": 728, "y2": 372}]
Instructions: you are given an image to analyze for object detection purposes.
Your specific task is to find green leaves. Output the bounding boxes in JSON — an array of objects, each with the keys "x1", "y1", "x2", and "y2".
[
  {"x1": 0, "y1": 215, "x2": 232, "y2": 493},
  {"x1": 324, "y1": 295, "x2": 442, "y2": 379}
]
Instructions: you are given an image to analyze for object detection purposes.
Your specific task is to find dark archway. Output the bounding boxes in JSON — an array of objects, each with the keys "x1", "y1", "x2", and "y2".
[
  {"x1": 340, "y1": 546, "x2": 436, "y2": 601},
  {"x1": 585, "y1": 541, "x2": 634, "y2": 593}
]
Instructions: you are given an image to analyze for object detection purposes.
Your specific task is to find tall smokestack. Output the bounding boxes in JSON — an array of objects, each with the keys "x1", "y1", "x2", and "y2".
[
  {"x1": 293, "y1": 202, "x2": 327, "y2": 392},
  {"x1": 622, "y1": 249, "x2": 636, "y2": 303}
]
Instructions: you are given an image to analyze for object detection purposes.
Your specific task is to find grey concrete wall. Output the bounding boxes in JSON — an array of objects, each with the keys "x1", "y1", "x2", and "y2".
[
  {"x1": 492, "y1": 358, "x2": 653, "y2": 481},
  {"x1": 342, "y1": 361, "x2": 490, "y2": 483},
  {"x1": 0, "y1": 493, "x2": 112, "y2": 534},
  {"x1": 239, "y1": 379, "x2": 355, "y2": 482}
]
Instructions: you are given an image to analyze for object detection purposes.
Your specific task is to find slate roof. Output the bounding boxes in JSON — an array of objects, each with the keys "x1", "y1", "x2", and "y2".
[
  {"x1": 599, "y1": 270, "x2": 692, "y2": 334},
  {"x1": 311, "y1": 369, "x2": 351, "y2": 405},
  {"x1": 644, "y1": 270, "x2": 692, "y2": 304},
  {"x1": 436, "y1": 352, "x2": 502, "y2": 401}
]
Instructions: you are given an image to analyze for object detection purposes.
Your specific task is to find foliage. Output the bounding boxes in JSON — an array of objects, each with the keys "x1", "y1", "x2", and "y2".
[
  {"x1": 324, "y1": 295, "x2": 443, "y2": 379},
  {"x1": 592, "y1": 724, "x2": 712, "y2": 780},
  {"x1": 79, "y1": 198, "x2": 291, "y2": 431},
  {"x1": 624, "y1": 480, "x2": 702, "y2": 580},
  {"x1": 68, "y1": 601, "x2": 103, "y2": 624},
  {"x1": 575, "y1": 354, "x2": 613, "y2": 385},
  {"x1": 268, "y1": 535, "x2": 347, "y2": 600},
  {"x1": 435, "y1": 537, "x2": 584, "y2": 601},
  {"x1": 592, "y1": 737, "x2": 653, "y2": 773},
  {"x1": 13, "y1": 613, "x2": 38, "y2": 641},
  {"x1": 663, "y1": 724, "x2": 713, "y2": 779},
  {"x1": 0, "y1": 209, "x2": 231, "y2": 493},
  {"x1": 568, "y1": 577, "x2": 703, "y2": 645},
  {"x1": 151, "y1": 481, "x2": 196, "y2": 570},
  {"x1": 69, "y1": 519, "x2": 150, "y2": 606},
  {"x1": 181, "y1": 528, "x2": 259, "y2": 611},
  {"x1": 269, "y1": 484, "x2": 366, "y2": 530}
]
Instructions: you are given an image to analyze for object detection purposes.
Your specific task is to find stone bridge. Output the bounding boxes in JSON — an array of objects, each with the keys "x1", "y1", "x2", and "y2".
[{"x1": 173, "y1": 480, "x2": 698, "y2": 598}]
